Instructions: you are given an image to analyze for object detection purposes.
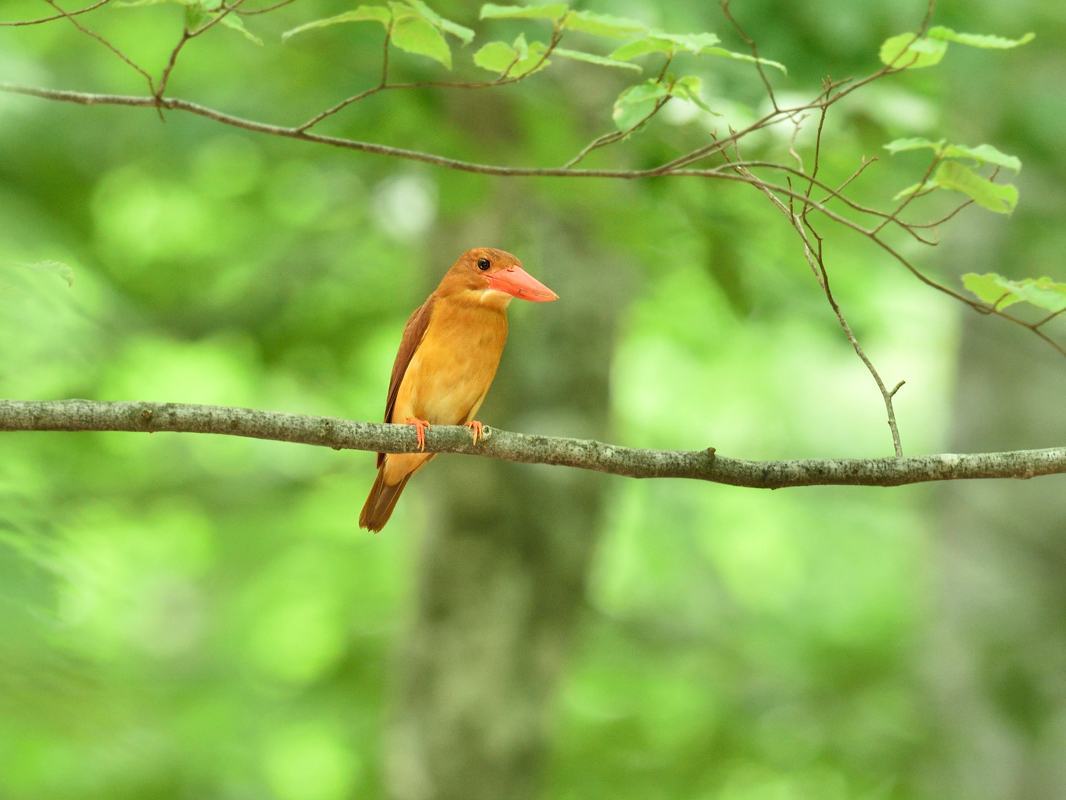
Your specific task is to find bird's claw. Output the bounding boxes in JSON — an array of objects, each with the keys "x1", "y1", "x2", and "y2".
[
  {"x1": 405, "y1": 417, "x2": 431, "y2": 451},
  {"x1": 464, "y1": 420, "x2": 484, "y2": 445}
]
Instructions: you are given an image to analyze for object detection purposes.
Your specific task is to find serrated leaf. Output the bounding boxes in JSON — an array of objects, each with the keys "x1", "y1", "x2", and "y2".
[
  {"x1": 885, "y1": 138, "x2": 1022, "y2": 172},
  {"x1": 390, "y1": 7, "x2": 452, "y2": 67},
  {"x1": 963, "y1": 273, "x2": 1023, "y2": 308},
  {"x1": 282, "y1": 6, "x2": 391, "y2": 40},
  {"x1": 609, "y1": 32, "x2": 719, "y2": 60},
  {"x1": 963, "y1": 273, "x2": 1066, "y2": 312},
  {"x1": 608, "y1": 37, "x2": 665, "y2": 61},
  {"x1": 19, "y1": 260, "x2": 75, "y2": 287},
  {"x1": 933, "y1": 160, "x2": 1018, "y2": 213},
  {"x1": 607, "y1": 33, "x2": 785, "y2": 73},
  {"x1": 612, "y1": 80, "x2": 668, "y2": 130},
  {"x1": 1005, "y1": 279, "x2": 1066, "y2": 312},
  {"x1": 562, "y1": 9, "x2": 646, "y2": 38},
  {"x1": 553, "y1": 47, "x2": 641, "y2": 71},
  {"x1": 473, "y1": 37, "x2": 549, "y2": 76},
  {"x1": 941, "y1": 143, "x2": 1021, "y2": 172},
  {"x1": 217, "y1": 12, "x2": 263, "y2": 44},
  {"x1": 927, "y1": 26, "x2": 1035, "y2": 49},
  {"x1": 879, "y1": 32, "x2": 948, "y2": 69},
  {"x1": 702, "y1": 47, "x2": 787, "y2": 74},
  {"x1": 474, "y1": 41, "x2": 517, "y2": 71},
  {"x1": 479, "y1": 2, "x2": 568, "y2": 21},
  {"x1": 403, "y1": 0, "x2": 474, "y2": 43},
  {"x1": 438, "y1": 17, "x2": 475, "y2": 42}
]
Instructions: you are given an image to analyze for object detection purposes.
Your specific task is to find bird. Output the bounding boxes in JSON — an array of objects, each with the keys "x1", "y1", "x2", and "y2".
[{"x1": 359, "y1": 247, "x2": 558, "y2": 532}]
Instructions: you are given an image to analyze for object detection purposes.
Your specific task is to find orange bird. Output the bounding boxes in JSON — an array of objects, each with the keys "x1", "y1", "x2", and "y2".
[{"x1": 359, "y1": 247, "x2": 558, "y2": 532}]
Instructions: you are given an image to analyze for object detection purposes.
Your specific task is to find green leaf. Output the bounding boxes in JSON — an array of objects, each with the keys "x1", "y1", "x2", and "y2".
[
  {"x1": 885, "y1": 139, "x2": 1022, "y2": 173},
  {"x1": 562, "y1": 9, "x2": 646, "y2": 38},
  {"x1": 1005, "y1": 279, "x2": 1066, "y2": 312},
  {"x1": 962, "y1": 273, "x2": 1020, "y2": 307},
  {"x1": 672, "y1": 75, "x2": 714, "y2": 114},
  {"x1": 479, "y1": 2, "x2": 568, "y2": 21},
  {"x1": 884, "y1": 137, "x2": 945, "y2": 153},
  {"x1": 12, "y1": 260, "x2": 74, "y2": 288},
  {"x1": 217, "y1": 12, "x2": 263, "y2": 44},
  {"x1": 552, "y1": 47, "x2": 641, "y2": 71},
  {"x1": 473, "y1": 35, "x2": 549, "y2": 76},
  {"x1": 612, "y1": 80, "x2": 668, "y2": 130},
  {"x1": 403, "y1": 0, "x2": 474, "y2": 43},
  {"x1": 932, "y1": 160, "x2": 1018, "y2": 214},
  {"x1": 609, "y1": 32, "x2": 719, "y2": 60},
  {"x1": 941, "y1": 143, "x2": 1021, "y2": 172},
  {"x1": 702, "y1": 47, "x2": 787, "y2": 74},
  {"x1": 607, "y1": 37, "x2": 663, "y2": 61},
  {"x1": 18, "y1": 260, "x2": 75, "y2": 287},
  {"x1": 474, "y1": 41, "x2": 518, "y2": 71},
  {"x1": 963, "y1": 273, "x2": 1066, "y2": 312},
  {"x1": 184, "y1": 2, "x2": 208, "y2": 30},
  {"x1": 390, "y1": 4, "x2": 453, "y2": 67},
  {"x1": 880, "y1": 27, "x2": 1033, "y2": 69},
  {"x1": 891, "y1": 182, "x2": 928, "y2": 201},
  {"x1": 927, "y1": 26, "x2": 1035, "y2": 49},
  {"x1": 607, "y1": 33, "x2": 786, "y2": 73},
  {"x1": 282, "y1": 6, "x2": 391, "y2": 40},
  {"x1": 879, "y1": 32, "x2": 948, "y2": 68}
]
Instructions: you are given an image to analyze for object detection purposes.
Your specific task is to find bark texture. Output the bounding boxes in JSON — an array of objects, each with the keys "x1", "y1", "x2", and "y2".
[{"x1": 2, "y1": 399, "x2": 1065, "y2": 488}]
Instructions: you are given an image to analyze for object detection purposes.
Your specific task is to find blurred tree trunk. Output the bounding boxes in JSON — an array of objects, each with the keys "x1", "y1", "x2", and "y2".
[
  {"x1": 384, "y1": 216, "x2": 628, "y2": 800},
  {"x1": 928, "y1": 31, "x2": 1066, "y2": 798},
  {"x1": 931, "y1": 307, "x2": 1066, "y2": 800}
]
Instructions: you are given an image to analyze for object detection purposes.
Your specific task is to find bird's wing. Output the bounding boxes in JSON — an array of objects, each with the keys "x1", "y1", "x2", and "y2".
[{"x1": 378, "y1": 296, "x2": 436, "y2": 467}]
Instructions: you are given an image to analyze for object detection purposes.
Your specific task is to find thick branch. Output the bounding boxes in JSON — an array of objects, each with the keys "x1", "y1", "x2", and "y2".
[{"x1": 1, "y1": 400, "x2": 1064, "y2": 489}]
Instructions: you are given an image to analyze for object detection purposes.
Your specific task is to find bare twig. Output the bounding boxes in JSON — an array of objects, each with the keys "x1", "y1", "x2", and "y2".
[
  {"x1": 721, "y1": 0, "x2": 778, "y2": 111},
  {"x1": 42, "y1": 0, "x2": 155, "y2": 93},
  {"x1": 297, "y1": 26, "x2": 565, "y2": 133},
  {"x1": 238, "y1": 0, "x2": 299, "y2": 15},
  {"x1": 0, "y1": 0, "x2": 111, "y2": 26},
  {"x1": 156, "y1": 0, "x2": 246, "y2": 102}
]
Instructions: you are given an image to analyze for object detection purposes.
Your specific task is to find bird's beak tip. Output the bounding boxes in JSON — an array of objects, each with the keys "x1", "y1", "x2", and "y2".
[{"x1": 487, "y1": 266, "x2": 558, "y2": 302}]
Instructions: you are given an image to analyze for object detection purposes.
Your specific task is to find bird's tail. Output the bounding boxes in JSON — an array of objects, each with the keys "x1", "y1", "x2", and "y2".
[{"x1": 359, "y1": 468, "x2": 412, "y2": 532}]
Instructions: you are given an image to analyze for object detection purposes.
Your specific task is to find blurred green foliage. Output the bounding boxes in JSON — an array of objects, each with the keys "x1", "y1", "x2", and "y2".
[{"x1": 0, "y1": 0, "x2": 1062, "y2": 797}]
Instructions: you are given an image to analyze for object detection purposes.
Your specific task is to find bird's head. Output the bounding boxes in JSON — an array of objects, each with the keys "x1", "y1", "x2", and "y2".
[{"x1": 445, "y1": 248, "x2": 558, "y2": 306}]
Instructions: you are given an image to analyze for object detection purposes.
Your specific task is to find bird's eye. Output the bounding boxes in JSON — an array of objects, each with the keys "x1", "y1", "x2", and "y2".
[{"x1": 477, "y1": 258, "x2": 491, "y2": 271}]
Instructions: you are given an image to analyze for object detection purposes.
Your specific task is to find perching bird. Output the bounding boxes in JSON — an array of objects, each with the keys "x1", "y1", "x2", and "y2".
[{"x1": 359, "y1": 247, "x2": 558, "y2": 532}]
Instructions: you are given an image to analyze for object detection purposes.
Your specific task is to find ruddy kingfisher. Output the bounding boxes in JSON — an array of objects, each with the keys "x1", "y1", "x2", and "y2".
[{"x1": 359, "y1": 248, "x2": 558, "y2": 532}]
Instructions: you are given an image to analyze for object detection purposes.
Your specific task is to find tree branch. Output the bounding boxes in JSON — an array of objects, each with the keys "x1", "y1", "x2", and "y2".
[{"x1": 1, "y1": 399, "x2": 1064, "y2": 489}]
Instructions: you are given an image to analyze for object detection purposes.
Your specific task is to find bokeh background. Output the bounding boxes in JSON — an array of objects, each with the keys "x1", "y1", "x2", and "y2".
[{"x1": 1, "y1": 0, "x2": 1064, "y2": 798}]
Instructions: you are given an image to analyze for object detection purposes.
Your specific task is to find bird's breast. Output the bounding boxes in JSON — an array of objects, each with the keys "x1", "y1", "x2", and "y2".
[{"x1": 393, "y1": 302, "x2": 508, "y2": 426}]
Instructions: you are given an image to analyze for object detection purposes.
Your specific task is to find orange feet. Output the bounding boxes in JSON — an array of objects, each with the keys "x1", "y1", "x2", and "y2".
[
  {"x1": 464, "y1": 420, "x2": 484, "y2": 445},
  {"x1": 405, "y1": 417, "x2": 431, "y2": 450}
]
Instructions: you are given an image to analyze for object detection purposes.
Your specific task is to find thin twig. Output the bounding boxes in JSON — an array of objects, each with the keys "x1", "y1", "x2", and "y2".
[
  {"x1": 0, "y1": 0, "x2": 111, "y2": 26},
  {"x1": 156, "y1": 0, "x2": 246, "y2": 103},
  {"x1": 238, "y1": 0, "x2": 298, "y2": 15},
  {"x1": 43, "y1": 0, "x2": 155, "y2": 94},
  {"x1": 297, "y1": 26, "x2": 565, "y2": 132},
  {"x1": 720, "y1": 0, "x2": 777, "y2": 111},
  {"x1": 1034, "y1": 308, "x2": 1066, "y2": 329}
]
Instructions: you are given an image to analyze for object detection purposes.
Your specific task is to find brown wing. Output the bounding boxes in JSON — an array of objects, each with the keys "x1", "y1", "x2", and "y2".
[{"x1": 377, "y1": 295, "x2": 436, "y2": 467}]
